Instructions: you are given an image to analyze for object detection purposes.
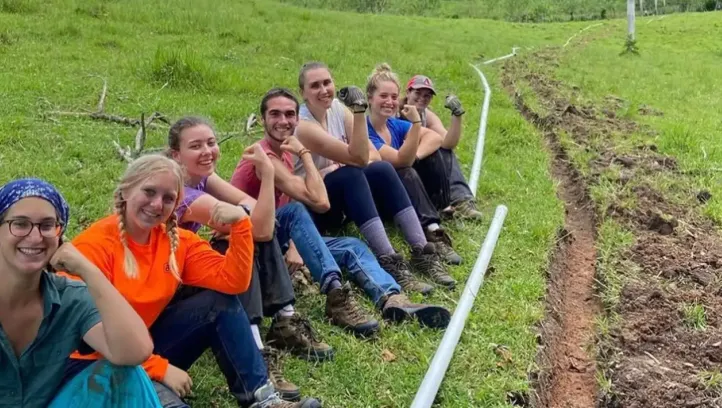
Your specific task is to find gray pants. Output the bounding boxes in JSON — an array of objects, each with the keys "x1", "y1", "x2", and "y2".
[{"x1": 438, "y1": 148, "x2": 474, "y2": 204}]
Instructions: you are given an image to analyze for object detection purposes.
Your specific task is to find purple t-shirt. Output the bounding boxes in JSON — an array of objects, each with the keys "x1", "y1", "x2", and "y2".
[
  {"x1": 175, "y1": 176, "x2": 209, "y2": 233},
  {"x1": 367, "y1": 117, "x2": 412, "y2": 150}
]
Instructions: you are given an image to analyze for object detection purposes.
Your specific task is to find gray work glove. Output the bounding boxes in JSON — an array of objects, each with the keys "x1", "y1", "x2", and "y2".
[
  {"x1": 337, "y1": 86, "x2": 368, "y2": 114},
  {"x1": 444, "y1": 94, "x2": 465, "y2": 116}
]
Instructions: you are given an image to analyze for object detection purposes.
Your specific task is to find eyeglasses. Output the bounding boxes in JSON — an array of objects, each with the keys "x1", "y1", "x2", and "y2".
[{"x1": 1, "y1": 219, "x2": 63, "y2": 238}]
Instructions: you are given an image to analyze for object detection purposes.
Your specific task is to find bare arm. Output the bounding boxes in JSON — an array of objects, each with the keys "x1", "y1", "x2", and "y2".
[
  {"x1": 53, "y1": 245, "x2": 153, "y2": 365},
  {"x1": 273, "y1": 155, "x2": 330, "y2": 213},
  {"x1": 205, "y1": 173, "x2": 274, "y2": 241},
  {"x1": 376, "y1": 122, "x2": 423, "y2": 168},
  {"x1": 416, "y1": 127, "x2": 443, "y2": 159},
  {"x1": 179, "y1": 194, "x2": 249, "y2": 235},
  {"x1": 343, "y1": 107, "x2": 370, "y2": 165},
  {"x1": 427, "y1": 109, "x2": 463, "y2": 150},
  {"x1": 368, "y1": 140, "x2": 382, "y2": 162},
  {"x1": 296, "y1": 119, "x2": 368, "y2": 167}
]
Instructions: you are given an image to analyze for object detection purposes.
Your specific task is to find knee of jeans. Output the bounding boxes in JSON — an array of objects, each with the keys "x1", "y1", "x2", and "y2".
[
  {"x1": 196, "y1": 290, "x2": 242, "y2": 314},
  {"x1": 343, "y1": 237, "x2": 368, "y2": 254}
]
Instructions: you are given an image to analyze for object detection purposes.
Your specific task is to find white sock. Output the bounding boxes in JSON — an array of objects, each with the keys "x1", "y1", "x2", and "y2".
[
  {"x1": 276, "y1": 304, "x2": 295, "y2": 318},
  {"x1": 427, "y1": 223, "x2": 440, "y2": 232},
  {"x1": 251, "y1": 324, "x2": 264, "y2": 350}
]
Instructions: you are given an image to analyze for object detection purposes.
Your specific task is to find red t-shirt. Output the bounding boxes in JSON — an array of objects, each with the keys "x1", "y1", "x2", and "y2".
[{"x1": 231, "y1": 138, "x2": 292, "y2": 208}]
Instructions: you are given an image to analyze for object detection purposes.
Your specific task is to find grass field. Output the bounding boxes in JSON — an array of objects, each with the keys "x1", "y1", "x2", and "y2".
[
  {"x1": 3, "y1": 0, "x2": 720, "y2": 406},
  {"x1": 0, "y1": 1, "x2": 567, "y2": 406}
]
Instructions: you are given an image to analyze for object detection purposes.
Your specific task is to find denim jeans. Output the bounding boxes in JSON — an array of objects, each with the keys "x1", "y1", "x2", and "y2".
[
  {"x1": 324, "y1": 237, "x2": 401, "y2": 307},
  {"x1": 62, "y1": 290, "x2": 268, "y2": 408},
  {"x1": 276, "y1": 202, "x2": 401, "y2": 305},
  {"x1": 276, "y1": 202, "x2": 343, "y2": 293},
  {"x1": 438, "y1": 148, "x2": 474, "y2": 204}
]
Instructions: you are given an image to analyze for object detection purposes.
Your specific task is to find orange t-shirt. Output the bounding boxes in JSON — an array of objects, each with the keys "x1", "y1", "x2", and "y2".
[{"x1": 60, "y1": 214, "x2": 253, "y2": 380}]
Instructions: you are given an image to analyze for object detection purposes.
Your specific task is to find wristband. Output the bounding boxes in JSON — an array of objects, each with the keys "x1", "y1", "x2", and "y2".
[{"x1": 411, "y1": 120, "x2": 422, "y2": 124}]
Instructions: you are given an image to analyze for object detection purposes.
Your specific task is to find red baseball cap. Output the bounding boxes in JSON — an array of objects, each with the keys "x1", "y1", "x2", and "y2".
[{"x1": 406, "y1": 75, "x2": 436, "y2": 95}]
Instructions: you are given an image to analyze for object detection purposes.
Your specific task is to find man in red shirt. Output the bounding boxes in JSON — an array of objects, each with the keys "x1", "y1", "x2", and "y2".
[{"x1": 231, "y1": 88, "x2": 451, "y2": 331}]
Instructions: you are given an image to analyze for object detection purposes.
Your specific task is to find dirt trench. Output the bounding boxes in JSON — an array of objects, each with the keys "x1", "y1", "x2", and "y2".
[
  {"x1": 509, "y1": 73, "x2": 600, "y2": 408},
  {"x1": 504, "y1": 50, "x2": 722, "y2": 408}
]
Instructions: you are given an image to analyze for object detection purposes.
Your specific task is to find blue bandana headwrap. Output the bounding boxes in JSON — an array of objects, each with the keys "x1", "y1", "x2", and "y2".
[{"x1": 0, "y1": 178, "x2": 70, "y2": 234}]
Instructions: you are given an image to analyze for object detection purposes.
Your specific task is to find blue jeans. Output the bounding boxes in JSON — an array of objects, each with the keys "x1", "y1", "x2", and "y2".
[
  {"x1": 276, "y1": 202, "x2": 401, "y2": 306},
  {"x1": 324, "y1": 237, "x2": 401, "y2": 307},
  {"x1": 63, "y1": 290, "x2": 268, "y2": 408},
  {"x1": 276, "y1": 202, "x2": 343, "y2": 293}
]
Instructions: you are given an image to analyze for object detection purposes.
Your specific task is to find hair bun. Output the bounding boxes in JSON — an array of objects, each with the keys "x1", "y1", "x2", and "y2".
[{"x1": 374, "y1": 63, "x2": 392, "y2": 75}]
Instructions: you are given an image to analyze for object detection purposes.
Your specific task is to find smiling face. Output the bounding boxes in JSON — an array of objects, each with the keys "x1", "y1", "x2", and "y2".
[
  {"x1": 0, "y1": 197, "x2": 60, "y2": 275},
  {"x1": 122, "y1": 171, "x2": 180, "y2": 233},
  {"x1": 170, "y1": 124, "x2": 220, "y2": 179},
  {"x1": 263, "y1": 96, "x2": 299, "y2": 143},
  {"x1": 406, "y1": 88, "x2": 435, "y2": 111},
  {"x1": 301, "y1": 67, "x2": 335, "y2": 111},
  {"x1": 369, "y1": 80, "x2": 400, "y2": 118}
]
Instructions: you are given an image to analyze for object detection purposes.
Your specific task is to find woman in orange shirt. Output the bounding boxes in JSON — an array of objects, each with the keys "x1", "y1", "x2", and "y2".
[{"x1": 59, "y1": 155, "x2": 321, "y2": 408}]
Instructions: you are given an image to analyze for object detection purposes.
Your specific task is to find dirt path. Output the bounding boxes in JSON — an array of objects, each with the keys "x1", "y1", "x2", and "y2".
[{"x1": 509, "y1": 77, "x2": 600, "y2": 408}]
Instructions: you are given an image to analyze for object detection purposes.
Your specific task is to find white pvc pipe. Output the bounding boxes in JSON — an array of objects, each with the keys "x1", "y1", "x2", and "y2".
[
  {"x1": 482, "y1": 47, "x2": 519, "y2": 65},
  {"x1": 410, "y1": 205, "x2": 509, "y2": 408},
  {"x1": 467, "y1": 63, "x2": 491, "y2": 197}
]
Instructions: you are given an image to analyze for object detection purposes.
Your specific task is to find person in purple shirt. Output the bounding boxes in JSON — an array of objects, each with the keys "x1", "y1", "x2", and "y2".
[{"x1": 365, "y1": 63, "x2": 462, "y2": 265}]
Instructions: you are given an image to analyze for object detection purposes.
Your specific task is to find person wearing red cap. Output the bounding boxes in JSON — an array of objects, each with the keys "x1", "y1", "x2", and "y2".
[{"x1": 402, "y1": 74, "x2": 483, "y2": 220}]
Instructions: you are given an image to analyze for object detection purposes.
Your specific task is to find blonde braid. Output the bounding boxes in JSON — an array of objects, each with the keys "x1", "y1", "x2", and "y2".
[
  {"x1": 114, "y1": 193, "x2": 139, "y2": 279},
  {"x1": 165, "y1": 213, "x2": 181, "y2": 281}
]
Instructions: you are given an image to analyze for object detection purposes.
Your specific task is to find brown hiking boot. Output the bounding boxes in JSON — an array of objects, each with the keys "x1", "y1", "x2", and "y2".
[
  {"x1": 382, "y1": 293, "x2": 451, "y2": 329},
  {"x1": 261, "y1": 348, "x2": 300, "y2": 402},
  {"x1": 378, "y1": 252, "x2": 434, "y2": 295},
  {"x1": 290, "y1": 266, "x2": 319, "y2": 296},
  {"x1": 250, "y1": 381, "x2": 322, "y2": 408},
  {"x1": 410, "y1": 243, "x2": 456, "y2": 289},
  {"x1": 266, "y1": 315, "x2": 334, "y2": 362},
  {"x1": 325, "y1": 283, "x2": 379, "y2": 337},
  {"x1": 425, "y1": 228, "x2": 462, "y2": 265},
  {"x1": 454, "y1": 199, "x2": 483, "y2": 221}
]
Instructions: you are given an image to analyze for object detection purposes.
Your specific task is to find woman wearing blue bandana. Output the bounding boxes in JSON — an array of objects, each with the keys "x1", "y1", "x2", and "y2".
[{"x1": 0, "y1": 178, "x2": 160, "y2": 407}]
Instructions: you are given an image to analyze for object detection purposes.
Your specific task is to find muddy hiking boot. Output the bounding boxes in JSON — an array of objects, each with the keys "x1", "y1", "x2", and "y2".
[
  {"x1": 325, "y1": 282, "x2": 379, "y2": 337},
  {"x1": 410, "y1": 243, "x2": 456, "y2": 289},
  {"x1": 425, "y1": 228, "x2": 462, "y2": 265},
  {"x1": 336, "y1": 86, "x2": 368, "y2": 113},
  {"x1": 250, "y1": 380, "x2": 322, "y2": 408},
  {"x1": 266, "y1": 315, "x2": 335, "y2": 362},
  {"x1": 378, "y1": 252, "x2": 434, "y2": 295},
  {"x1": 382, "y1": 293, "x2": 451, "y2": 329},
  {"x1": 454, "y1": 199, "x2": 483, "y2": 221},
  {"x1": 261, "y1": 348, "x2": 300, "y2": 402},
  {"x1": 290, "y1": 266, "x2": 319, "y2": 296}
]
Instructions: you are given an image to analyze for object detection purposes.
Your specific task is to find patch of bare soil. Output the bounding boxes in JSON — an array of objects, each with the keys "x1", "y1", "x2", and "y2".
[
  {"x1": 505, "y1": 54, "x2": 600, "y2": 408},
  {"x1": 503, "y1": 50, "x2": 722, "y2": 408}
]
